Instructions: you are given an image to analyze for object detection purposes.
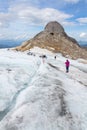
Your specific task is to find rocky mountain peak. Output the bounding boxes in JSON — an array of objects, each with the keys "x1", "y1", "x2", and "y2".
[
  {"x1": 44, "y1": 21, "x2": 64, "y2": 34},
  {"x1": 14, "y1": 21, "x2": 87, "y2": 60}
]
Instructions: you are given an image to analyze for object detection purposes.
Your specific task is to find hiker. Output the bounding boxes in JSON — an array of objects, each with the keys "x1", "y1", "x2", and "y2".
[
  {"x1": 54, "y1": 56, "x2": 56, "y2": 59},
  {"x1": 65, "y1": 59, "x2": 70, "y2": 73},
  {"x1": 42, "y1": 55, "x2": 47, "y2": 63}
]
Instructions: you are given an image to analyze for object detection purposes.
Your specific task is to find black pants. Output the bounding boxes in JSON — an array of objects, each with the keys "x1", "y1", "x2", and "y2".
[{"x1": 66, "y1": 66, "x2": 69, "y2": 72}]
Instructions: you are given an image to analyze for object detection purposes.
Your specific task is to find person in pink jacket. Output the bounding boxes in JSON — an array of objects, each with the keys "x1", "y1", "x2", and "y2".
[{"x1": 65, "y1": 59, "x2": 70, "y2": 73}]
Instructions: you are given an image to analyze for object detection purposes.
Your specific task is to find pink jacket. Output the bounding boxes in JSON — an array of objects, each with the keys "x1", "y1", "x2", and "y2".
[{"x1": 65, "y1": 60, "x2": 70, "y2": 67}]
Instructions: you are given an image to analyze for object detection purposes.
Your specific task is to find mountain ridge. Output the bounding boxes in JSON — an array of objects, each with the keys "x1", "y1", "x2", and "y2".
[{"x1": 14, "y1": 21, "x2": 87, "y2": 60}]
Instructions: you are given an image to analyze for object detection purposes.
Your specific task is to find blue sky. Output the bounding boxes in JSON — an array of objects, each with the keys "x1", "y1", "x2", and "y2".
[{"x1": 0, "y1": 0, "x2": 87, "y2": 42}]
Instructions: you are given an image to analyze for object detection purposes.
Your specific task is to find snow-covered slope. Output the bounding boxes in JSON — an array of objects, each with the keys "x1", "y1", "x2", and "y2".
[{"x1": 0, "y1": 48, "x2": 87, "y2": 130}]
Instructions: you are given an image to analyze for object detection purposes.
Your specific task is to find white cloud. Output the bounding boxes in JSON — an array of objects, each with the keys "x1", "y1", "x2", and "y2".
[
  {"x1": 77, "y1": 17, "x2": 87, "y2": 24},
  {"x1": 64, "y1": 0, "x2": 80, "y2": 3},
  {"x1": 0, "y1": 22, "x2": 3, "y2": 27},
  {"x1": 9, "y1": 4, "x2": 74, "y2": 25},
  {"x1": 0, "y1": 34, "x2": 3, "y2": 38},
  {"x1": 80, "y1": 32, "x2": 87, "y2": 38},
  {"x1": 0, "y1": 12, "x2": 15, "y2": 27},
  {"x1": 62, "y1": 21, "x2": 76, "y2": 26},
  {"x1": 78, "y1": 32, "x2": 87, "y2": 41},
  {"x1": 14, "y1": 33, "x2": 30, "y2": 40},
  {"x1": 0, "y1": 3, "x2": 74, "y2": 28}
]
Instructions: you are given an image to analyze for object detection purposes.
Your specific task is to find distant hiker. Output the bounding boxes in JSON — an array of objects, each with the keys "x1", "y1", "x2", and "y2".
[
  {"x1": 54, "y1": 56, "x2": 56, "y2": 59},
  {"x1": 42, "y1": 55, "x2": 47, "y2": 59},
  {"x1": 65, "y1": 59, "x2": 70, "y2": 73}
]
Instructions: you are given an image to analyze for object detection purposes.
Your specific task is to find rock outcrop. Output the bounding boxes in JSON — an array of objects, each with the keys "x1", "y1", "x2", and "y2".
[{"x1": 15, "y1": 21, "x2": 87, "y2": 59}]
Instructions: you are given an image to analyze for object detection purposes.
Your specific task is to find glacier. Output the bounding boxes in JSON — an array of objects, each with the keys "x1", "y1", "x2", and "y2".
[{"x1": 0, "y1": 48, "x2": 87, "y2": 130}]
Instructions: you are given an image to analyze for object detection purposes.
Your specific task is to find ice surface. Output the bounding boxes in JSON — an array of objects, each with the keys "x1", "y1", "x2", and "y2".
[{"x1": 0, "y1": 48, "x2": 87, "y2": 130}]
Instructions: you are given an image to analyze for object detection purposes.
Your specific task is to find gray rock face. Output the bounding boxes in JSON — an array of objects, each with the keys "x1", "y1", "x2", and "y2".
[{"x1": 44, "y1": 21, "x2": 64, "y2": 34}]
